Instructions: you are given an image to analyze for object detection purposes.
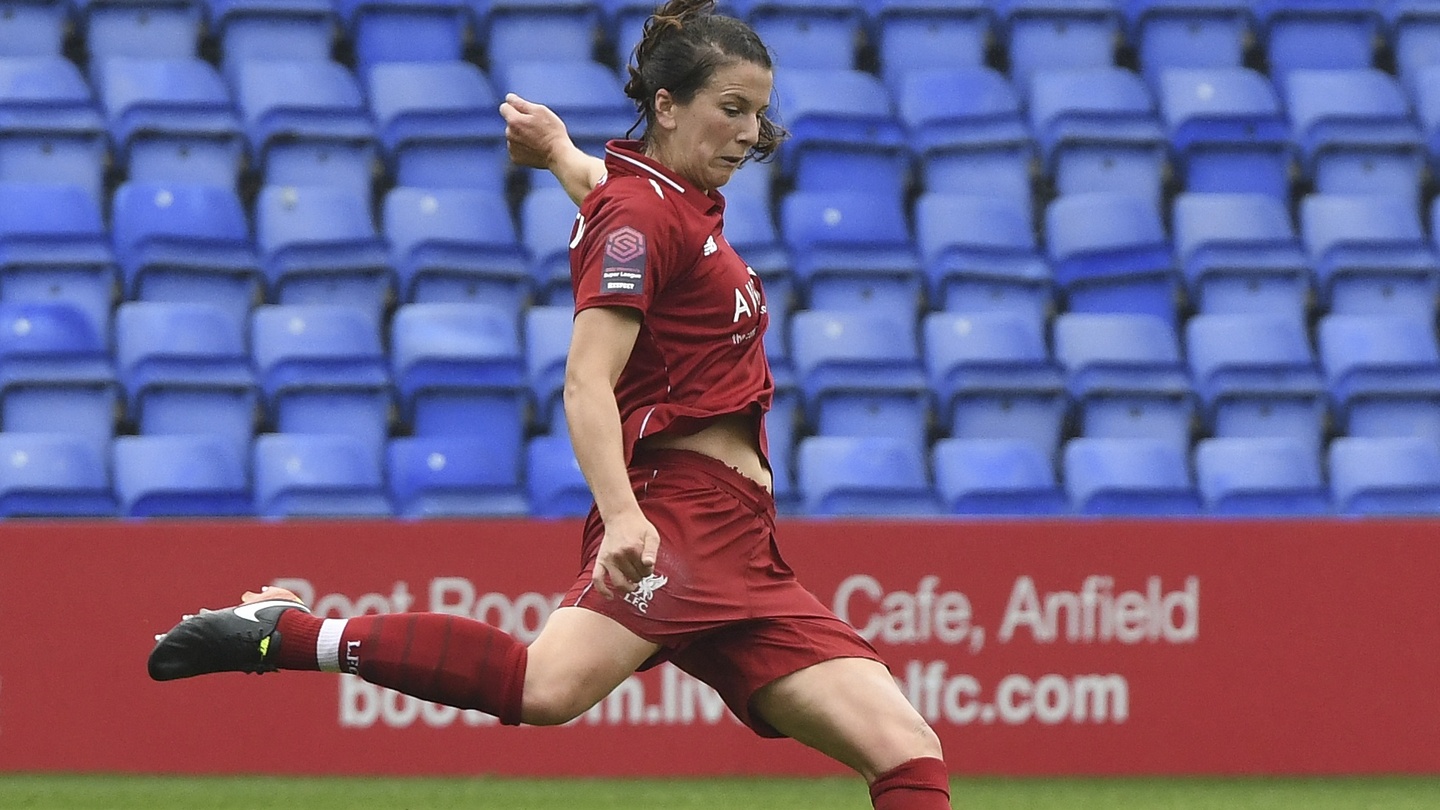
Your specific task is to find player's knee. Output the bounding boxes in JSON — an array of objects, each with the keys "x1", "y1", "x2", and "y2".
[
  {"x1": 520, "y1": 678, "x2": 594, "y2": 726},
  {"x1": 913, "y1": 720, "x2": 944, "y2": 760},
  {"x1": 866, "y1": 710, "x2": 944, "y2": 779}
]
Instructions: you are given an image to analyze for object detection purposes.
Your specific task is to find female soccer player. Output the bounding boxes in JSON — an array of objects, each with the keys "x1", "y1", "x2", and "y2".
[{"x1": 150, "y1": 2, "x2": 950, "y2": 806}]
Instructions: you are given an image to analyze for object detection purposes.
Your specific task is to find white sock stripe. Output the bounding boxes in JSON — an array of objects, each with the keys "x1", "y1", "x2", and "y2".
[{"x1": 316, "y1": 618, "x2": 347, "y2": 673}]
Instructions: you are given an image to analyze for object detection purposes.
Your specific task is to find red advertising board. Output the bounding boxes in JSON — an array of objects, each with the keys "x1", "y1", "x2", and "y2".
[{"x1": 1, "y1": 518, "x2": 1438, "y2": 776}]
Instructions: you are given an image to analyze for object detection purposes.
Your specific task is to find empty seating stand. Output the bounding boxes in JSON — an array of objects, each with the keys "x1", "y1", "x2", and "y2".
[{"x1": 5, "y1": 0, "x2": 1440, "y2": 520}]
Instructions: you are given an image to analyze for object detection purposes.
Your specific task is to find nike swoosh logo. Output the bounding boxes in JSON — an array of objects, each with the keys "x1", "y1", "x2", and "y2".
[{"x1": 233, "y1": 599, "x2": 303, "y2": 622}]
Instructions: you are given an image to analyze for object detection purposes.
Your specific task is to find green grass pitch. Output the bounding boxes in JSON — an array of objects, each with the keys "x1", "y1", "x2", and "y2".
[{"x1": 4, "y1": 775, "x2": 1440, "y2": 809}]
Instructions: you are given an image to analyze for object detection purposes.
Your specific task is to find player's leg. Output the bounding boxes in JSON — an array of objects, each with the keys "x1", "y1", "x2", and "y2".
[
  {"x1": 149, "y1": 588, "x2": 658, "y2": 727},
  {"x1": 520, "y1": 606, "x2": 658, "y2": 725},
  {"x1": 750, "y1": 657, "x2": 950, "y2": 809}
]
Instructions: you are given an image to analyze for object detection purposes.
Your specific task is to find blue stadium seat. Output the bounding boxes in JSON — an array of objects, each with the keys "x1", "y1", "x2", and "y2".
[
  {"x1": 924, "y1": 311, "x2": 1067, "y2": 457},
  {"x1": 1054, "y1": 313, "x2": 1194, "y2": 449},
  {"x1": 872, "y1": 0, "x2": 991, "y2": 88},
  {"x1": 113, "y1": 434, "x2": 252, "y2": 517},
  {"x1": 390, "y1": 304, "x2": 527, "y2": 484},
  {"x1": 774, "y1": 69, "x2": 909, "y2": 197},
  {"x1": 791, "y1": 309, "x2": 930, "y2": 450},
  {"x1": 524, "y1": 305, "x2": 571, "y2": 432},
  {"x1": 1044, "y1": 192, "x2": 1177, "y2": 326},
  {"x1": 1329, "y1": 435, "x2": 1440, "y2": 514},
  {"x1": 603, "y1": 0, "x2": 655, "y2": 61},
  {"x1": 0, "y1": 432, "x2": 114, "y2": 516},
  {"x1": 780, "y1": 190, "x2": 922, "y2": 316},
  {"x1": 1258, "y1": 0, "x2": 1379, "y2": 79},
  {"x1": 1284, "y1": 69, "x2": 1424, "y2": 203},
  {"x1": 0, "y1": 183, "x2": 117, "y2": 337},
  {"x1": 520, "y1": 187, "x2": 579, "y2": 305},
  {"x1": 251, "y1": 305, "x2": 392, "y2": 447},
  {"x1": 1186, "y1": 313, "x2": 1327, "y2": 451},
  {"x1": 897, "y1": 67, "x2": 1033, "y2": 205},
  {"x1": 730, "y1": 0, "x2": 865, "y2": 70},
  {"x1": 0, "y1": 301, "x2": 116, "y2": 443},
  {"x1": 767, "y1": 385, "x2": 801, "y2": 513},
  {"x1": 0, "y1": 58, "x2": 108, "y2": 204},
  {"x1": 1301, "y1": 194, "x2": 1440, "y2": 319},
  {"x1": 1063, "y1": 437, "x2": 1202, "y2": 514},
  {"x1": 1028, "y1": 67, "x2": 1167, "y2": 201},
  {"x1": 1158, "y1": 68, "x2": 1293, "y2": 198},
  {"x1": 1123, "y1": 0, "x2": 1251, "y2": 81},
  {"x1": 933, "y1": 437, "x2": 1068, "y2": 514},
  {"x1": 208, "y1": 0, "x2": 336, "y2": 72},
  {"x1": 915, "y1": 193, "x2": 1051, "y2": 321},
  {"x1": 336, "y1": 0, "x2": 468, "y2": 73},
  {"x1": 797, "y1": 435, "x2": 941, "y2": 516},
  {"x1": 483, "y1": 0, "x2": 603, "y2": 67},
  {"x1": 111, "y1": 183, "x2": 261, "y2": 329},
  {"x1": 490, "y1": 62, "x2": 629, "y2": 158},
  {"x1": 388, "y1": 434, "x2": 528, "y2": 517},
  {"x1": 998, "y1": 0, "x2": 1121, "y2": 88},
  {"x1": 527, "y1": 432, "x2": 591, "y2": 518},
  {"x1": 253, "y1": 432, "x2": 392, "y2": 517},
  {"x1": 75, "y1": 0, "x2": 201, "y2": 60},
  {"x1": 722, "y1": 161, "x2": 775, "y2": 207},
  {"x1": 1388, "y1": 0, "x2": 1440, "y2": 89},
  {"x1": 1194, "y1": 436, "x2": 1330, "y2": 515},
  {"x1": 1408, "y1": 65, "x2": 1440, "y2": 182},
  {"x1": 764, "y1": 289, "x2": 795, "y2": 384},
  {"x1": 1172, "y1": 192, "x2": 1310, "y2": 320},
  {"x1": 94, "y1": 57, "x2": 245, "y2": 188},
  {"x1": 115, "y1": 302, "x2": 257, "y2": 448},
  {"x1": 1318, "y1": 314, "x2": 1440, "y2": 444},
  {"x1": 0, "y1": 0, "x2": 67, "y2": 57},
  {"x1": 722, "y1": 195, "x2": 790, "y2": 299},
  {"x1": 254, "y1": 185, "x2": 393, "y2": 322},
  {"x1": 738, "y1": 212, "x2": 795, "y2": 318},
  {"x1": 232, "y1": 60, "x2": 378, "y2": 198},
  {"x1": 383, "y1": 186, "x2": 530, "y2": 310},
  {"x1": 367, "y1": 62, "x2": 507, "y2": 191}
]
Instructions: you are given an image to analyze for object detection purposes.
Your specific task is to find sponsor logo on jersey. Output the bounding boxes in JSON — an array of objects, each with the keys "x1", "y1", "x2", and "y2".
[
  {"x1": 602, "y1": 226, "x2": 647, "y2": 294},
  {"x1": 703, "y1": 235, "x2": 718, "y2": 256}
]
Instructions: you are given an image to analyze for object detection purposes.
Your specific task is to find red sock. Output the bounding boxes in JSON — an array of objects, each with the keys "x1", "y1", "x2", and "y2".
[
  {"x1": 870, "y1": 757, "x2": 951, "y2": 810},
  {"x1": 276, "y1": 610, "x2": 528, "y2": 725}
]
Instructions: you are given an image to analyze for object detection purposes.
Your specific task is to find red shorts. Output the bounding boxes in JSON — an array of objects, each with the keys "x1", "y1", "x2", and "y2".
[{"x1": 562, "y1": 448, "x2": 884, "y2": 738}]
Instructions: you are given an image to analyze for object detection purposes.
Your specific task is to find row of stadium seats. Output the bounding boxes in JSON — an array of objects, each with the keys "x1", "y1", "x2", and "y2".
[
  {"x1": 12, "y1": 297, "x2": 1440, "y2": 463},
  {"x1": 0, "y1": 431, "x2": 587, "y2": 518},
  {"x1": 17, "y1": 51, "x2": 1440, "y2": 208},
  {"x1": 20, "y1": 0, "x2": 1440, "y2": 86},
  {"x1": 18, "y1": 177, "x2": 1440, "y2": 338},
  {"x1": 4, "y1": 431, "x2": 1438, "y2": 518}
]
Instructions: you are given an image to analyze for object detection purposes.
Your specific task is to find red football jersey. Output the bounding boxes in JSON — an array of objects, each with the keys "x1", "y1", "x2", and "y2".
[{"x1": 570, "y1": 139, "x2": 774, "y2": 465}]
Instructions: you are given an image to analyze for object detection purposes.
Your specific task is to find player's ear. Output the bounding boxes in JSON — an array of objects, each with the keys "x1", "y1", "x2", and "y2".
[{"x1": 653, "y1": 88, "x2": 678, "y2": 132}]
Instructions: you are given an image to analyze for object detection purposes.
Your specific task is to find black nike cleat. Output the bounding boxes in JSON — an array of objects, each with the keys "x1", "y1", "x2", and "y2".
[{"x1": 148, "y1": 598, "x2": 310, "y2": 681}]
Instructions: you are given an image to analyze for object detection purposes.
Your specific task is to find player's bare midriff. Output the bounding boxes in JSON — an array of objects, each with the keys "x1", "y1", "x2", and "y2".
[{"x1": 639, "y1": 412, "x2": 773, "y2": 493}]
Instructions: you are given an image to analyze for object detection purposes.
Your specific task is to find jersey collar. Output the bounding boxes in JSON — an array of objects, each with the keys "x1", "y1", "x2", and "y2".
[{"x1": 603, "y1": 139, "x2": 725, "y2": 216}]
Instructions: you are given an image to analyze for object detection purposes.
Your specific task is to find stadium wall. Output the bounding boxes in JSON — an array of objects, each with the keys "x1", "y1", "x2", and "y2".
[{"x1": 2, "y1": 518, "x2": 1436, "y2": 777}]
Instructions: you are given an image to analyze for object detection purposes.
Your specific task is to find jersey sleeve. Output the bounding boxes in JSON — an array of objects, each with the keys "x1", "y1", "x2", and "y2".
[{"x1": 570, "y1": 178, "x2": 685, "y2": 317}]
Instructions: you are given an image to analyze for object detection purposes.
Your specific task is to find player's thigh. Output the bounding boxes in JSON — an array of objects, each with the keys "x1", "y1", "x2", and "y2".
[
  {"x1": 751, "y1": 657, "x2": 942, "y2": 782},
  {"x1": 522, "y1": 606, "x2": 660, "y2": 725}
]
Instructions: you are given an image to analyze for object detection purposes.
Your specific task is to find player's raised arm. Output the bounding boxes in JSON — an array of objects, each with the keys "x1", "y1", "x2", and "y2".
[{"x1": 500, "y1": 92, "x2": 608, "y2": 206}]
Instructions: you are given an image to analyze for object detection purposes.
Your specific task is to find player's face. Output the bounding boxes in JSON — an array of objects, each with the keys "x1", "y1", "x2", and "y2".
[{"x1": 652, "y1": 60, "x2": 773, "y2": 191}]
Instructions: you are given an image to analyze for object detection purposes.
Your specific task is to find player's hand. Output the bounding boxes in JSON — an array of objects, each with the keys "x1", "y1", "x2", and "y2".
[
  {"x1": 500, "y1": 92, "x2": 572, "y2": 170},
  {"x1": 592, "y1": 509, "x2": 660, "y2": 600}
]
